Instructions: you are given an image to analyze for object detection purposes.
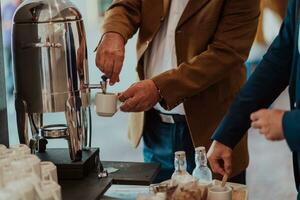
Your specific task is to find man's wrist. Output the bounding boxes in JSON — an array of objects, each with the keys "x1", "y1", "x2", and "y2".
[
  {"x1": 103, "y1": 32, "x2": 125, "y2": 43},
  {"x1": 279, "y1": 110, "x2": 286, "y2": 135},
  {"x1": 152, "y1": 80, "x2": 163, "y2": 101},
  {"x1": 95, "y1": 32, "x2": 125, "y2": 52}
]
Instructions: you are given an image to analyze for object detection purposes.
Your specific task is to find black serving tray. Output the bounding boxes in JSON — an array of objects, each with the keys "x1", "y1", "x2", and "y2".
[{"x1": 102, "y1": 161, "x2": 160, "y2": 185}]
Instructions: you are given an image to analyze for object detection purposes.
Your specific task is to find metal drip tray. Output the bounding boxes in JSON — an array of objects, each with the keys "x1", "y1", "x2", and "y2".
[{"x1": 41, "y1": 124, "x2": 68, "y2": 139}]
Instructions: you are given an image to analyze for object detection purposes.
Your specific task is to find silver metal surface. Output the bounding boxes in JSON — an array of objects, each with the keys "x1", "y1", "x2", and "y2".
[
  {"x1": 86, "y1": 84, "x2": 103, "y2": 90},
  {"x1": 85, "y1": 75, "x2": 108, "y2": 94},
  {"x1": 29, "y1": 113, "x2": 43, "y2": 135},
  {"x1": 96, "y1": 154, "x2": 108, "y2": 179},
  {"x1": 81, "y1": 107, "x2": 92, "y2": 150},
  {"x1": 41, "y1": 124, "x2": 68, "y2": 138},
  {"x1": 14, "y1": 0, "x2": 81, "y2": 24},
  {"x1": 15, "y1": 98, "x2": 29, "y2": 145},
  {"x1": 13, "y1": 20, "x2": 90, "y2": 113},
  {"x1": 12, "y1": 0, "x2": 92, "y2": 161}
]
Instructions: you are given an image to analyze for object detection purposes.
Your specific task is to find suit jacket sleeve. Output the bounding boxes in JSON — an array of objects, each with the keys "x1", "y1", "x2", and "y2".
[
  {"x1": 101, "y1": 0, "x2": 141, "y2": 43},
  {"x1": 283, "y1": 110, "x2": 300, "y2": 152},
  {"x1": 152, "y1": 0, "x2": 260, "y2": 110},
  {"x1": 211, "y1": 0, "x2": 296, "y2": 149}
]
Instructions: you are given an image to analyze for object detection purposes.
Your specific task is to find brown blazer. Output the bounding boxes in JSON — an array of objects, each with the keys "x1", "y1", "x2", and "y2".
[{"x1": 102, "y1": 0, "x2": 260, "y2": 177}]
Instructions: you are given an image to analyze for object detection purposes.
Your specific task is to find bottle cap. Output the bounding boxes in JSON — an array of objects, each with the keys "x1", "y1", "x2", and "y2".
[
  {"x1": 175, "y1": 151, "x2": 186, "y2": 159},
  {"x1": 195, "y1": 146, "x2": 206, "y2": 153}
]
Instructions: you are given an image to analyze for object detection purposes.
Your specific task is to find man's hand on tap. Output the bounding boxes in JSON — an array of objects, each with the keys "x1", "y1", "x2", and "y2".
[
  {"x1": 96, "y1": 32, "x2": 125, "y2": 85},
  {"x1": 118, "y1": 80, "x2": 161, "y2": 112}
]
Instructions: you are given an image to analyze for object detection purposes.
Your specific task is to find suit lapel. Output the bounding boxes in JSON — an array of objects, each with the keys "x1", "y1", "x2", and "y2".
[
  {"x1": 163, "y1": 0, "x2": 171, "y2": 17},
  {"x1": 177, "y1": 0, "x2": 210, "y2": 28}
]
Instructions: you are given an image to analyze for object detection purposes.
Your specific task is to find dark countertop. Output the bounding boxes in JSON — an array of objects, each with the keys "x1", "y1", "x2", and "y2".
[
  {"x1": 60, "y1": 161, "x2": 160, "y2": 200},
  {"x1": 102, "y1": 161, "x2": 160, "y2": 185},
  {"x1": 60, "y1": 173, "x2": 112, "y2": 200}
]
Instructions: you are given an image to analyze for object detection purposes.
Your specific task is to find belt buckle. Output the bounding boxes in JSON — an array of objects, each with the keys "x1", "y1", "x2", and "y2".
[{"x1": 159, "y1": 113, "x2": 175, "y2": 124}]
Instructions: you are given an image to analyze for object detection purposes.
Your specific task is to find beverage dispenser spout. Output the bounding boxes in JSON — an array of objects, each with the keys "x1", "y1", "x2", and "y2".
[{"x1": 85, "y1": 75, "x2": 108, "y2": 94}]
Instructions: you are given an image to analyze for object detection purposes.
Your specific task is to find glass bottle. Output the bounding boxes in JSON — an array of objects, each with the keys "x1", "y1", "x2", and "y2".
[
  {"x1": 192, "y1": 147, "x2": 212, "y2": 184},
  {"x1": 171, "y1": 151, "x2": 194, "y2": 185}
]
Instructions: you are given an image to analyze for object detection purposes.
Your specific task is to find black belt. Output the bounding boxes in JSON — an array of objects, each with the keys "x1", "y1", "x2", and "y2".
[{"x1": 148, "y1": 109, "x2": 186, "y2": 124}]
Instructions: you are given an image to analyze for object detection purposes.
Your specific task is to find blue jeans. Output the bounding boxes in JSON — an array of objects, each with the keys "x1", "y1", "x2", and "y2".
[
  {"x1": 143, "y1": 109, "x2": 195, "y2": 183},
  {"x1": 143, "y1": 109, "x2": 247, "y2": 184}
]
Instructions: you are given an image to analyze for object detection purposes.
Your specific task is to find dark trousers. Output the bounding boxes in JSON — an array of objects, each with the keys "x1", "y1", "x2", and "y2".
[{"x1": 143, "y1": 109, "x2": 246, "y2": 184}]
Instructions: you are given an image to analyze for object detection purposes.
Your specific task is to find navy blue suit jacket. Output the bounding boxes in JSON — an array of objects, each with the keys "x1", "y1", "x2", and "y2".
[{"x1": 212, "y1": 0, "x2": 300, "y2": 194}]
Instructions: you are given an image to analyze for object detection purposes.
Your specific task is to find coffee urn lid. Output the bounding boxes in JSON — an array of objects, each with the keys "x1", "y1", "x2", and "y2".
[{"x1": 13, "y1": 0, "x2": 82, "y2": 24}]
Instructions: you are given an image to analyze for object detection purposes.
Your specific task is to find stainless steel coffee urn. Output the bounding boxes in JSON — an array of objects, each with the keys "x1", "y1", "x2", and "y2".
[{"x1": 12, "y1": 0, "x2": 93, "y2": 161}]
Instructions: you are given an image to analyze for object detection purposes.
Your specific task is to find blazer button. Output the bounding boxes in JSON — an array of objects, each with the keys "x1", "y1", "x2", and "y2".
[
  {"x1": 160, "y1": 16, "x2": 164, "y2": 21},
  {"x1": 176, "y1": 30, "x2": 182, "y2": 34},
  {"x1": 294, "y1": 102, "x2": 297, "y2": 108}
]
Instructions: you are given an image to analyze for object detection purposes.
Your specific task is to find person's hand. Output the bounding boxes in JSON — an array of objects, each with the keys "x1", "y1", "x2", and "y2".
[
  {"x1": 250, "y1": 109, "x2": 286, "y2": 141},
  {"x1": 95, "y1": 32, "x2": 125, "y2": 85},
  {"x1": 207, "y1": 141, "x2": 233, "y2": 176},
  {"x1": 118, "y1": 80, "x2": 160, "y2": 112}
]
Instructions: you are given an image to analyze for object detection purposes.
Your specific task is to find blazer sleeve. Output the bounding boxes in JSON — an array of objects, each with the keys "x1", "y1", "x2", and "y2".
[
  {"x1": 152, "y1": 0, "x2": 260, "y2": 110},
  {"x1": 283, "y1": 110, "x2": 300, "y2": 152},
  {"x1": 101, "y1": 0, "x2": 142, "y2": 43},
  {"x1": 211, "y1": 0, "x2": 296, "y2": 149}
]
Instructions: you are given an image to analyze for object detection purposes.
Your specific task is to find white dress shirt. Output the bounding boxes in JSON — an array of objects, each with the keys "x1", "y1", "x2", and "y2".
[{"x1": 144, "y1": 0, "x2": 189, "y2": 115}]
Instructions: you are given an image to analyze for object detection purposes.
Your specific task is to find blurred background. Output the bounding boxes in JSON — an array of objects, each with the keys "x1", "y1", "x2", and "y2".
[{"x1": 0, "y1": 0, "x2": 297, "y2": 199}]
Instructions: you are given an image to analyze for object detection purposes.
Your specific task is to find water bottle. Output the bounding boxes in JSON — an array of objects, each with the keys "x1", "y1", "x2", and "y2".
[
  {"x1": 192, "y1": 147, "x2": 212, "y2": 184},
  {"x1": 171, "y1": 151, "x2": 194, "y2": 185}
]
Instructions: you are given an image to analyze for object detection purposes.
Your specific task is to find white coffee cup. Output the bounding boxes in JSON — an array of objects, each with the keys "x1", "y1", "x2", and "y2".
[
  {"x1": 41, "y1": 161, "x2": 58, "y2": 183},
  {"x1": 36, "y1": 180, "x2": 62, "y2": 200},
  {"x1": 0, "y1": 155, "x2": 13, "y2": 187},
  {"x1": 207, "y1": 185, "x2": 232, "y2": 200},
  {"x1": 0, "y1": 169, "x2": 2, "y2": 188},
  {"x1": 95, "y1": 92, "x2": 118, "y2": 117},
  {"x1": 0, "y1": 188, "x2": 22, "y2": 200},
  {"x1": 10, "y1": 144, "x2": 31, "y2": 156},
  {"x1": 0, "y1": 149, "x2": 15, "y2": 160},
  {"x1": 10, "y1": 155, "x2": 41, "y2": 178},
  {"x1": 5, "y1": 174, "x2": 39, "y2": 200},
  {"x1": 198, "y1": 180, "x2": 213, "y2": 188},
  {"x1": 0, "y1": 145, "x2": 7, "y2": 155},
  {"x1": 1, "y1": 167, "x2": 17, "y2": 187}
]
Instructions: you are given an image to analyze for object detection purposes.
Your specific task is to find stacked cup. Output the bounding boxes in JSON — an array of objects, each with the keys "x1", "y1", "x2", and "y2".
[
  {"x1": 0, "y1": 144, "x2": 61, "y2": 200},
  {"x1": 36, "y1": 180, "x2": 62, "y2": 200},
  {"x1": 41, "y1": 161, "x2": 58, "y2": 183},
  {"x1": 0, "y1": 145, "x2": 7, "y2": 154}
]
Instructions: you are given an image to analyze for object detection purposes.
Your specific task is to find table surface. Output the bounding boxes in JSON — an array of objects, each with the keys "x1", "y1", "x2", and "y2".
[
  {"x1": 60, "y1": 173, "x2": 112, "y2": 200},
  {"x1": 60, "y1": 161, "x2": 160, "y2": 200},
  {"x1": 102, "y1": 181, "x2": 249, "y2": 200},
  {"x1": 102, "y1": 161, "x2": 160, "y2": 185},
  {"x1": 102, "y1": 185, "x2": 150, "y2": 200}
]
